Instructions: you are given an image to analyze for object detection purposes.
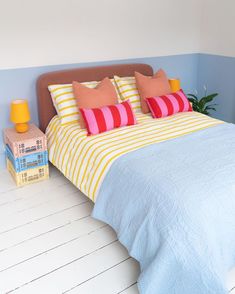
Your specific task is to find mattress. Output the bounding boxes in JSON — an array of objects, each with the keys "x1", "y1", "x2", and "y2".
[{"x1": 46, "y1": 112, "x2": 222, "y2": 202}]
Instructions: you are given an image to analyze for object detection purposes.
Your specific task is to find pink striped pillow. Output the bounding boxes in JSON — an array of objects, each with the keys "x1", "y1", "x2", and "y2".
[
  {"x1": 145, "y1": 89, "x2": 192, "y2": 118},
  {"x1": 80, "y1": 100, "x2": 137, "y2": 135}
]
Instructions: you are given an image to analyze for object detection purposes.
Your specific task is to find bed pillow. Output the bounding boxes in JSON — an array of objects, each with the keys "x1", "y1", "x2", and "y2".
[
  {"x1": 48, "y1": 81, "x2": 98, "y2": 126},
  {"x1": 145, "y1": 89, "x2": 192, "y2": 118},
  {"x1": 114, "y1": 76, "x2": 141, "y2": 113},
  {"x1": 73, "y1": 77, "x2": 119, "y2": 128},
  {"x1": 80, "y1": 100, "x2": 137, "y2": 135},
  {"x1": 135, "y1": 69, "x2": 171, "y2": 114},
  {"x1": 48, "y1": 79, "x2": 120, "y2": 126}
]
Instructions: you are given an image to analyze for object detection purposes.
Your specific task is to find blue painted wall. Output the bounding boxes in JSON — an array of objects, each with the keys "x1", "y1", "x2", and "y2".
[
  {"x1": 1, "y1": 53, "x2": 234, "y2": 170},
  {"x1": 0, "y1": 53, "x2": 199, "y2": 168},
  {"x1": 197, "y1": 54, "x2": 235, "y2": 123}
]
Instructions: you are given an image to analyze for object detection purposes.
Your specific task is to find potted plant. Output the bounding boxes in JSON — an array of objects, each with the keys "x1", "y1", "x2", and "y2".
[{"x1": 187, "y1": 86, "x2": 218, "y2": 115}]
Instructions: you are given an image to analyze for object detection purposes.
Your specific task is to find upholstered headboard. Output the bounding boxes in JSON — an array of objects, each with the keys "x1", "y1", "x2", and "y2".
[{"x1": 36, "y1": 63, "x2": 153, "y2": 132}]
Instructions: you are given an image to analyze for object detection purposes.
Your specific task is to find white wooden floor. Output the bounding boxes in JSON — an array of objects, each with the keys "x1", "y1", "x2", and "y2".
[{"x1": 0, "y1": 165, "x2": 234, "y2": 294}]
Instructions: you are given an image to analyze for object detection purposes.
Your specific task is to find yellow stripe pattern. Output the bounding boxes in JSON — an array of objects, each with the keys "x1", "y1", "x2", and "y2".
[
  {"x1": 48, "y1": 79, "x2": 121, "y2": 126},
  {"x1": 114, "y1": 75, "x2": 141, "y2": 113},
  {"x1": 46, "y1": 112, "x2": 223, "y2": 202}
]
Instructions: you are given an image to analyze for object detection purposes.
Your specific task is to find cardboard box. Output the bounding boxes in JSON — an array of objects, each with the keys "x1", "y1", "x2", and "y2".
[{"x1": 7, "y1": 158, "x2": 49, "y2": 186}]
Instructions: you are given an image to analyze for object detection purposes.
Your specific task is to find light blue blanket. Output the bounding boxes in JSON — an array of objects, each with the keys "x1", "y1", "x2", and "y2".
[{"x1": 92, "y1": 123, "x2": 235, "y2": 294}]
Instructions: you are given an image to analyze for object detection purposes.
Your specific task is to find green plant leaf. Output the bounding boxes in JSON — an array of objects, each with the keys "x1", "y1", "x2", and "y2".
[
  {"x1": 187, "y1": 94, "x2": 198, "y2": 100},
  {"x1": 188, "y1": 90, "x2": 218, "y2": 115},
  {"x1": 202, "y1": 109, "x2": 209, "y2": 115},
  {"x1": 193, "y1": 105, "x2": 201, "y2": 112},
  {"x1": 188, "y1": 98, "x2": 197, "y2": 103},
  {"x1": 205, "y1": 106, "x2": 216, "y2": 111},
  {"x1": 198, "y1": 93, "x2": 218, "y2": 110}
]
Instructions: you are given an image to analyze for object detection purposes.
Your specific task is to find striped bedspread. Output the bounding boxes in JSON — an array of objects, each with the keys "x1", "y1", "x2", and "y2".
[{"x1": 46, "y1": 112, "x2": 223, "y2": 202}]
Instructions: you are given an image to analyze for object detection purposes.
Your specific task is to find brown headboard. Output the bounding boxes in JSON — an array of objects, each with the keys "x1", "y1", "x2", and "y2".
[{"x1": 36, "y1": 63, "x2": 153, "y2": 132}]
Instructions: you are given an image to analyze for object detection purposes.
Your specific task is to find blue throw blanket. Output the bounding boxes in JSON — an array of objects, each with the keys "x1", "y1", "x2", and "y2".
[{"x1": 92, "y1": 123, "x2": 235, "y2": 294}]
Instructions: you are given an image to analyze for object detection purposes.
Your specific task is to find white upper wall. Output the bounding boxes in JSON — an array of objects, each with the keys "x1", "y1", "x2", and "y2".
[
  {"x1": 200, "y1": 0, "x2": 235, "y2": 57},
  {"x1": 0, "y1": 0, "x2": 201, "y2": 70}
]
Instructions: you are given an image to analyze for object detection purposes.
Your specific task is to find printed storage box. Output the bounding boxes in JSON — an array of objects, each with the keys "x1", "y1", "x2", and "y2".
[
  {"x1": 4, "y1": 124, "x2": 49, "y2": 186},
  {"x1": 4, "y1": 124, "x2": 47, "y2": 157},
  {"x1": 6, "y1": 158, "x2": 49, "y2": 186},
  {"x1": 5, "y1": 144, "x2": 48, "y2": 173}
]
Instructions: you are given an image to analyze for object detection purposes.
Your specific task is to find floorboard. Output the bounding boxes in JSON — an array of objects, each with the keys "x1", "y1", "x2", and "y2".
[
  {"x1": 0, "y1": 166, "x2": 140, "y2": 294},
  {"x1": 65, "y1": 259, "x2": 139, "y2": 294},
  {"x1": 10, "y1": 242, "x2": 129, "y2": 294},
  {"x1": 0, "y1": 165, "x2": 234, "y2": 294},
  {"x1": 0, "y1": 213, "x2": 102, "y2": 272},
  {"x1": 120, "y1": 284, "x2": 139, "y2": 294},
  {"x1": 0, "y1": 203, "x2": 92, "y2": 252}
]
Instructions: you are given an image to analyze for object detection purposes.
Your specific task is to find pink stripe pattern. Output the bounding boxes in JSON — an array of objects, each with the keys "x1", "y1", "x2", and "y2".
[
  {"x1": 116, "y1": 103, "x2": 128, "y2": 126},
  {"x1": 146, "y1": 89, "x2": 192, "y2": 119},
  {"x1": 80, "y1": 100, "x2": 137, "y2": 135},
  {"x1": 168, "y1": 94, "x2": 180, "y2": 113},
  {"x1": 178, "y1": 90, "x2": 190, "y2": 112},
  {"x1": 101, "y1": 106, "x2": 114, "y2": 131},
  {"x1": 156, "y1": 97, "x2": 169, "y2": 117},
  {"x1": 82, "y1": 109, "x2": 99, "y2": 134}
]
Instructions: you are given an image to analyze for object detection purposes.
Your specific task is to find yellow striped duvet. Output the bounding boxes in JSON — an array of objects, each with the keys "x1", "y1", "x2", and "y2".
[{"x1": 46, "y1": 112, "x2": 223, "y2": 202}]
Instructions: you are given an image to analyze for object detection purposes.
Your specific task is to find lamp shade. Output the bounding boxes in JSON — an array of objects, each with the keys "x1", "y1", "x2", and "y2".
[
  {"x1": 168, "y1": 78, "x2": 181, "y2": 93},
  {"x1": 10, "y1": 99, "x2": 30, "y2": 123}
]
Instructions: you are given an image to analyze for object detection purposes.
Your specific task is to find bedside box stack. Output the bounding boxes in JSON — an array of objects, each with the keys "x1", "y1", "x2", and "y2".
[{"x1": 4, "y1": 124, "x2": 49, "y2": 186}]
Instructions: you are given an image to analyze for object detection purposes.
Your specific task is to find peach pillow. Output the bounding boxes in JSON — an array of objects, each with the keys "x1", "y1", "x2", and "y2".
[
  {"x1": 135, "y1": 69, "x2": 171, "y2": 113},
  {"x1": 73, "y1": 77, "x2": 118, "y2": 128}
]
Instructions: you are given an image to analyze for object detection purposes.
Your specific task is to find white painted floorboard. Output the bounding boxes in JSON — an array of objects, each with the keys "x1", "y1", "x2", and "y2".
[
  {"x1": 0, "y1": 165, "x2": 234, "y2": 294},
  {"x1": 0, "y1": 166, "x2": 139, "y2": 294}
]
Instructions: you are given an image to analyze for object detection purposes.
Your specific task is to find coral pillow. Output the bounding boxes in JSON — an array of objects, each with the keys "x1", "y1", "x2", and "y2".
[
  {"x1": 80, "y1": 100, "x2": 137, "y2": 135},
  {"x1": 135, "y1": 69, "x2": 171, "y2": 114},
  {"x1": 73, "y1": 77, "x2": 118, "y2": 128},
  {"x1": 145, "y1": 89, "x2": 192, "y2": 118}
]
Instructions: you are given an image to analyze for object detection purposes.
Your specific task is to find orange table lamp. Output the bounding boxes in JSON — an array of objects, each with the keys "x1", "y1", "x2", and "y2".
[
  {"x1": 169, "y1": 78, "x2": 181, "y2": 93},
  {"x1": 10, "y1": 99, "x2": 31, "y2": 133}
]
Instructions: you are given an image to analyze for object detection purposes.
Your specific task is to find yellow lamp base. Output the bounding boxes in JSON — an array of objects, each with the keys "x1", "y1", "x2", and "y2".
[
  {"x1": 168, "y1": 79, "x2": 181, "y2": 93},
  {"x1": 15, "y1": 123, "x2": 29, "y2": 133}
]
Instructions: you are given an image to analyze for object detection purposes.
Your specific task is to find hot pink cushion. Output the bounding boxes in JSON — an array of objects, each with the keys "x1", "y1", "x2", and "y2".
[
  {"x1": 145, "y1": 89, "x2": 192, "y2": 118},
  {"x1": 80, "y1": 100, "x2": 137, "y2": 135}
]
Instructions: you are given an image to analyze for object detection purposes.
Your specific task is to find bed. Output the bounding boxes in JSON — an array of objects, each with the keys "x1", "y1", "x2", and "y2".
[{"x1": 37, "y1": 64, "x2": 235, "y2": 294}]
